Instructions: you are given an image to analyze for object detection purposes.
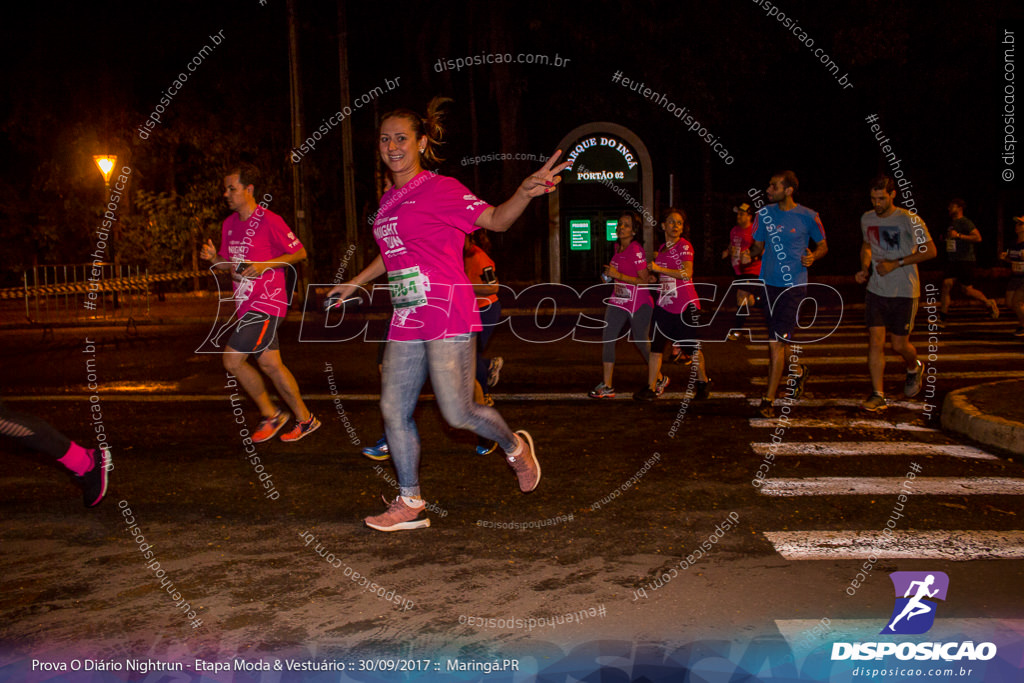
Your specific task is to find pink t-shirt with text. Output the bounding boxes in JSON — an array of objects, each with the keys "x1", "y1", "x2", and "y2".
[
  {"x1": 218, "y1": 207, "x2": 303, "y2": 319},
  {"x1": 373, "y1": 171, "x2": 492, "y2": 341},
  {"x1": 607, "y1": 240, "x2": 654, "y2": 314},
  {"x1": 654, "y1": 239, "x2": 700, "y2": 314}
]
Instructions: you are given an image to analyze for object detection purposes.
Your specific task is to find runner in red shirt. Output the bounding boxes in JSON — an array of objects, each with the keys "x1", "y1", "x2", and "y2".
[{"x1": 720, "y1": 202, "x2": 762, "y2": 340}]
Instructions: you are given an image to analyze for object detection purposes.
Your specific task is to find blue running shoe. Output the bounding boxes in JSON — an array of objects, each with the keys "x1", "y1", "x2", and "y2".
[{"x1": 362, "y1": 436, "x2": 390, "y2": 461}]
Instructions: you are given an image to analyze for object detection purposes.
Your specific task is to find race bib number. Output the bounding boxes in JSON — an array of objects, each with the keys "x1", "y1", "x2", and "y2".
[
  {"x1": 388, "y1": 266, "x2": 428, "y2": 309},
  {"x1": 612, "y1": 283, "x2": 632, "y2": 302},
  {"x1": 1013, "y1": 261, "x2": 1024, "y2": 274},
  {"x1": 946, "y1": 238, "x2": 957, "y2": 253},
  {"x1": 658, "y1": 273, "x2": 677, "y2": 301}
]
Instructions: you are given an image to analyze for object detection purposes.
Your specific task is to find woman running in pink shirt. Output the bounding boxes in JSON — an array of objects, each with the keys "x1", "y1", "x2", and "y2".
[
  {"x1": 329, "y1": 99, "x2": 567, "y2": 531},
  {"x1": 636, "y1": 208, "x2": 711, "y2": 401},
  {"x1": 589, "y1": 212, "x2": 656, "y2": 398}
]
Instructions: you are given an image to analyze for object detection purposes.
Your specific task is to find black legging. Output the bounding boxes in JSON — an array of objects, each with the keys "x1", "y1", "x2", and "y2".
[{"x1": 0, "y1": 399, "x2": 71, "y2": 459}]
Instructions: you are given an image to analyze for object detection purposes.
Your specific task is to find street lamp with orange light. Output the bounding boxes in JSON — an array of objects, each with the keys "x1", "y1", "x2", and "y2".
[
  {"x1": 93, "y1": 155, "x2": 117, "y2": 188},
  {"x1": 92, "y1": 154, "x2": 120, "y2": 301}
]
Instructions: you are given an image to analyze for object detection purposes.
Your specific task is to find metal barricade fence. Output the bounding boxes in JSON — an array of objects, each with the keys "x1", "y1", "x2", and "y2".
[{"x1": 21, "y1": 263, "x2": 150, "y2": 325}]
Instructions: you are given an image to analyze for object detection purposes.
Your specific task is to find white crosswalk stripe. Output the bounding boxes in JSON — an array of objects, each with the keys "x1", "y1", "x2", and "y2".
[
  {"x1": 763, "y1": 530, "x2": 1024, "y2": 561},
  {"x1": 746, "y1": 339, "x2": 1022, "y2": 350},
  {"x1": 759, "y1": 476, "x2": 1024, "y2": 497},
  {"x1": 748, "y1": 352, "x2": 1023, "y2": 365},
  {"x1": 749, "y1": 417, "x2": 936, "y2": 432},
  {"x1": 746, "y1": 357, "x2": 1024, "y2": 560},
  {"x1": 750, "y1": 370, "x2": 1024, "y2": 384},
  {"x1": 750, "y1": 441, "x2": 998, "y2": 460}
]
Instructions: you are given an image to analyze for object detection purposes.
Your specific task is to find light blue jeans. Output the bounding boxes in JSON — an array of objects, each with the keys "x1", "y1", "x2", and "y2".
[{"x1": 381, "y1": 335, "x2": 518, "y2": 497}]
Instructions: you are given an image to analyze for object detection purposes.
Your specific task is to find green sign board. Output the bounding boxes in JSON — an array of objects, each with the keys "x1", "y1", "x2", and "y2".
[
  {"x1": 569, "y1": 219, "x2": 591, "y2": 251},
  {"x1": 606, "y1": 219, "x2": 618, "y2": 241}
]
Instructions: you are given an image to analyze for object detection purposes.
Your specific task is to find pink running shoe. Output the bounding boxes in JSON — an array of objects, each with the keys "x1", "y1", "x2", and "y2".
[
  {"x1": 506, "y1": 430, "x2": 541, "y2": 493},
  {"x1": 364, "y1": 496, "x2": 430, "y2": 532}
]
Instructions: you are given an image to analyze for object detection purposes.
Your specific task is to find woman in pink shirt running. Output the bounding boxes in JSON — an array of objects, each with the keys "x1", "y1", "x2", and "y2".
[
  {"x1": 329, "y1": 99, "x2": 567, "y2": 531},
  {"x1": 589, "y1": 212, "x2": 656, "y2": 398},
  {"x1": 635, "y1": 208, "x2": 711, "y2": 402}
]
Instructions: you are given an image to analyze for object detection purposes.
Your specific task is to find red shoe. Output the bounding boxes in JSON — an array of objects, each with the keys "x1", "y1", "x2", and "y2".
[
  {"x1": 280, "y1": 415, "x2": 321, "y2": 442},
  {"x1": 253, "y1": 410, "x2": 290, "y2": 443}
]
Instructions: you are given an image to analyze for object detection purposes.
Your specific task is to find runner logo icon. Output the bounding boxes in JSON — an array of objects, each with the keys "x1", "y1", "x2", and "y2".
[{"x1": 881, "y1": 571, "x2": 949, "y2": 635}]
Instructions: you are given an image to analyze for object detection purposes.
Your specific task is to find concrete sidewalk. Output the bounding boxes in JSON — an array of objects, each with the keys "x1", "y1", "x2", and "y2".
[{"x1": 943, "y1": 379, "x2": 1024, "y2": 456}]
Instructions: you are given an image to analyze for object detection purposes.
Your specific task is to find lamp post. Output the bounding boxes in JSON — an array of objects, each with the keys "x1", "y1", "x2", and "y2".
[
  {"x1": 93, "y1": 155, "x2": 116, "y2": 188},
  {"x1": 93, "y1": 154, "x2": 119, "y2": 306}
]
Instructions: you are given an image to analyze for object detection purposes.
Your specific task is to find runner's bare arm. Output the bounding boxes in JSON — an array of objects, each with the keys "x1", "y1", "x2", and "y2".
[
  {"x1": 855, "y1": 241, "x2": 872, "y2": 283},
  {"x1": 243, "y1": 248, "x2": 307, "y2": 278},
  {"x1": 200, "y1": 238, "x2": 232, "y2": 270},
  {"x1": 958, "y1": 227, "x2": 982, "y2": 243},
  {"x1": 473, "y1": 282, "x2": 499, "y2": 296},
  {"x1": 801, "y1": 240, "x2": 828, "y2": 267},
  {"x1": 648, "y1": 260, "x2": 693, "y2": 281},
  {"x1": 476, "y1": 151, "x2": 570, "y2": 232},
  {"x1": 328, "y1": 254, "x2": 386, "y2": 299},
  {"x1": 607, "y1": 265, "x2": 649, "y2": 285},
  {"x1": 876, "y1": 239, "x2": 937, "y2": 276}
]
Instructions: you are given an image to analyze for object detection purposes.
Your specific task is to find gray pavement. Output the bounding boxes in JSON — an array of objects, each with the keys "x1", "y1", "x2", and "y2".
[{"x1": 2, "y1": 284, "x2": 1023, "y2": 682}]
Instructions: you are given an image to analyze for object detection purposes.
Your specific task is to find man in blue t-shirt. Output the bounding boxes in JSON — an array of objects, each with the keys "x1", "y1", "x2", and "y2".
[{"x1": 749, "y1": 170, "x2": 828, "y2": 418}]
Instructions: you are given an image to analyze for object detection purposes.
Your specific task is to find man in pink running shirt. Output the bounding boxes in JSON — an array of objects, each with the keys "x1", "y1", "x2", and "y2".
[{"x1": 200, "y1": 163, "x2": 320, "y2": 444}]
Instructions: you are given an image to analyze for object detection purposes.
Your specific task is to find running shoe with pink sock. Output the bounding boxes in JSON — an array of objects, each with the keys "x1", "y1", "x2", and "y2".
[{"x1": 77, "y1": 446, "x2": 111, "y2": 508}]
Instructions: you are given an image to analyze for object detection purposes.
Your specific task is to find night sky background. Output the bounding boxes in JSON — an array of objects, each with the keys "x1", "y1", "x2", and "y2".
[{"x1": 2, "y1": 0, "x2": 1022, "y2": 285}]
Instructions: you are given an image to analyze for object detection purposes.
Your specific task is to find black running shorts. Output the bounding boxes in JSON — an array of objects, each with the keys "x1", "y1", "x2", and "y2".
[
  {"x1": 227, "y1": 311, "x2": 282, "y2": 357},
  {"x1": 865, "y1": 291, "x2": 918, "y2": 336}
]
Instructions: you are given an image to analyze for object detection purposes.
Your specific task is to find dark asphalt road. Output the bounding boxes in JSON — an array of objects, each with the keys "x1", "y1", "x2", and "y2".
[{"x1": 1, "y1": 303, "x2": 1023, "y2": 681}]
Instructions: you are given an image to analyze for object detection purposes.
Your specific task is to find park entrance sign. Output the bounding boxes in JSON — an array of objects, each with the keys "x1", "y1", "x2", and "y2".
[{"x1": 548, "y1": 123, "x2": 653, "y2": 285}]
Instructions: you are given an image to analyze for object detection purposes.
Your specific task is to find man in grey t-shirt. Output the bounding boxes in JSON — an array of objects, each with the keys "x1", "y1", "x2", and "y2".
[{"x1": 854, "y1": 176, "x2": 937, "y2": 412}]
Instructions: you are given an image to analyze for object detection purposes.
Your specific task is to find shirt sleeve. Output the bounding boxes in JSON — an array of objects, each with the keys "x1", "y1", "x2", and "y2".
[
  {"x1": 268, "y1": 214, "x2": 304, "y2": 255},
  {"x1": 632, "y1": 243, "x2": 646, "y2": 271},
  {"x1": 909, "y1": 213, "x2": 931, "y2": 246},
  {"x1": 680, "y1": 242, "x2": 694, "y2": 263},
  {"x1": 810, "y1": 212, "x2": 826, "y2": 243},
  {"x1": 752, "y1": 213, "x2": 765, "y2": 242},
  {"x1": 432, "y1": 177, "x2": 493, "y2": 233}
]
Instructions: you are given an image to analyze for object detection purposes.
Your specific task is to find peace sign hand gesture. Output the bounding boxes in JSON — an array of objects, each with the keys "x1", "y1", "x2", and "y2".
[{"x1": 518, "y1": 150, "x2": 571, "y2": 198}]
